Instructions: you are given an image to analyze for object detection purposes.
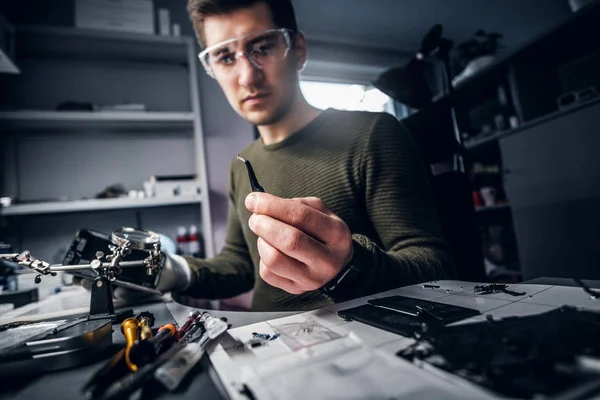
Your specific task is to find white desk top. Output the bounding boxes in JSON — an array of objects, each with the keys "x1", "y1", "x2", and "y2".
[
  {"x1": 205, "y1": 280, "x2": 600, "y2": 400},
  {"x1": 2, "y1": 280, "x2": 597, "y2": 399}
]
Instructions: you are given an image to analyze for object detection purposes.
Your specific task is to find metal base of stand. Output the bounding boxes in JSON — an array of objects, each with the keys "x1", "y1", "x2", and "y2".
[{"x1": 89, "y1": 276, "x2": 133, "y2": 323}]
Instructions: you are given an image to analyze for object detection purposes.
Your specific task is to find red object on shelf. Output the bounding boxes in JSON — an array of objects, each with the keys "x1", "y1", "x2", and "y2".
[
  {"x1": 176, "y1": 226, "x2": 189, "y2": 255},
  {"x1": 472, "y1": 191, "x2": 483, "y2": 207},
  {"x1": 188, "y1": 224, "x2": 205, "y2": 258}
]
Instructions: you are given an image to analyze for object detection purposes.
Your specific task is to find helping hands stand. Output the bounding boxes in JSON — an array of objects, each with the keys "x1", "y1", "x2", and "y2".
[{"x1": 0, "y1": 227, "x2": 164, "y2": 323}]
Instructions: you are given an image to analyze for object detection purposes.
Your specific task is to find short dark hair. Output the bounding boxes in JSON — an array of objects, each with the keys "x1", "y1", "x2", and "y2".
[{"x1": 187, "y1": 0, "x2": 298, "y2": 48}]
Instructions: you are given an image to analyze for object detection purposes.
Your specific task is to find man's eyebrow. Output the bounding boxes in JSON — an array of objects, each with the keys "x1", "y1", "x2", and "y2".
[
  {"x1": 246, "y1": 33, "x2": 276, "y2": 46},
  {"x1": 210, "y1": 46, "x2": 231, "y2": 57}
]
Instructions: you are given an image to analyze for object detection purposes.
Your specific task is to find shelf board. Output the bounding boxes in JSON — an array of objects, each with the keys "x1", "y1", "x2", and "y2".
[
  {"x1": 0, "y1": 195, "x2": 203, "y2": 216},
  {"x1": 0, "y1": 111, "x2": 195, "y2": 133},
  {"x1": 15, "y1": 25, "x2": 193, "y2": 64},
  {"x1": 464, "y1": 96, "x2": 600, "y2": 150},
  {"x1": 475, "y1": 203, "x2": 511, "y2": 213},
  {"x1": 451, "y1": 2, "x2": 600, "y2": 99}
]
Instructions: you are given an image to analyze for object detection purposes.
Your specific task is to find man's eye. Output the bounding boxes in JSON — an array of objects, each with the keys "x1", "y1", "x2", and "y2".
[
  {"x1": 253, "y1": 42, "x2": 276, "y2": 55},
  {"x1": 215, "y1": 54, "x2": 235, "y2": 65}
]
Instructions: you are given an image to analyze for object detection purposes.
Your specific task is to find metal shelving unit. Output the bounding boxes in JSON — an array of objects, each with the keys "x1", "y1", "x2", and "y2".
[
  {"x1": 0, "y1": 195, "x2": 203, "y2": 216},
  {"x1": 463, "y1": 97, "x2": 600, "y2": 150},
  {"x1": 0, "y1": 111, "x2": 195, "y2": 132},
  {"x1": 1, "y1": 24, "x2": 215, "y2": 258}
]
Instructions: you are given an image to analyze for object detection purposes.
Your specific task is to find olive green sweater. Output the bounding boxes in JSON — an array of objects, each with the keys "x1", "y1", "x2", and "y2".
[{"x1": 183, "y1": 109, "x2": 454, "y2": 311}]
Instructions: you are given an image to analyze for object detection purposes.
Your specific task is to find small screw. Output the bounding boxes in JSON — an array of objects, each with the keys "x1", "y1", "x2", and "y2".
[{"x1": 96, "y1": 280, "x2": 103, "y2": 288}]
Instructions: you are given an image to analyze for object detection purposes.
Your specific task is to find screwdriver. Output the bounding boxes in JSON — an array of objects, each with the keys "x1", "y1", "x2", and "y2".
[{"x1": 129, "y1": 323, "x2": 176, "y2": 367}]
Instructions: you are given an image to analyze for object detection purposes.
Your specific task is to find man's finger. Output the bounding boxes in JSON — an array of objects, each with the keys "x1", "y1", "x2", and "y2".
[
  {"x1": 291, "y1": 197, "x2": 333, "y2": 215},
  {"x1": 249, "y1": 213, "x2": 331, "y2": 267},
  {"x1": 246, "y1": 193, "x2": 337, "y2": 243},
  {"x1": 259, "y1": 260, "x2": 305, "y2": 295},
  {"x1": 257, "y1": 237, "x2": 314, "y2": 290}
]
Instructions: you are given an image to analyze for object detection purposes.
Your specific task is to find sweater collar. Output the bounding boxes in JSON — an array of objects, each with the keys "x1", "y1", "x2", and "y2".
[{"x1": 260, "y1": 108, "x2": 332, "y2": 152}]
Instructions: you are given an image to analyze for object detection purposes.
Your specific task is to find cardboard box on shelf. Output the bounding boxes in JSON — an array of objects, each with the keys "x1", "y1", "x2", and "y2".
[{"x1": 75, "y1": 0, "x2": 155, "y2": 35}]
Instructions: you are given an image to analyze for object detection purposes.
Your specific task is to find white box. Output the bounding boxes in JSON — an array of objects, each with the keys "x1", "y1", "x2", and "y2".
[
  {"x1": 172, "y1": 23, "x2": 181, "y2": 37},
  {"x1": 158, "y1": 8, "x2": 170, "y2": 36},
  {"x1": 75, "y1": 0, "x2": 155, "y2": 35},
  {"x1": 144, "y1": 179, "x2": 201, "y2": 198}
]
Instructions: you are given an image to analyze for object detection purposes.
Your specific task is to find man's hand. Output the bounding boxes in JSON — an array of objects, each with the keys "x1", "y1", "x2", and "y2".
[{"x1": 245, "y1": 193, "x2": 354, "y2": 295}]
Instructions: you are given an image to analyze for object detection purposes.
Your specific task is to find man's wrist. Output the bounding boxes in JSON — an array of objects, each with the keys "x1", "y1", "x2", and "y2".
[{"x1": 320, "y1": 240, "x2": 363, "y2": 298}]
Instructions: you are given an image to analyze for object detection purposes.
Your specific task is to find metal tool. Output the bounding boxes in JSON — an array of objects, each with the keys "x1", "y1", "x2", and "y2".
[
  {"x1": 154, "y1": 336, "x2": 210, "y2": 391},
  {"x1": 1, "y1": 227, "x2": 165, "y2": 322},
  {"x1": 177, "y1": 310, "x2": 200, "y2": 341},
  {"x1": 0, "y1": 227, "x2": 163, "y2": 292},
  {"x1": 83, "y1": 323, "x2": 176, "y2": 398},
  {"x1": 121, "y1": 317, "x2": 142, "y2": 372},
  {"x1": 155, "y1": 312, "x2": 228, "y2": 391},
  {"x1": 137, "y1": 312, "x2": 155, "y2": 341},
  {"x1": 99, "y1": 311, "x2": 228, "y2": 399},
  {"x1": 237, "y1": 155, "x2": 265, "y2": 192}
]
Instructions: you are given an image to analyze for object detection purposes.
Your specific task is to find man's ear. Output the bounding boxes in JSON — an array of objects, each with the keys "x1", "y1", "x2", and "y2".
[{"x1": 293, "y1": 31, "x2": 308, "y2": 71}]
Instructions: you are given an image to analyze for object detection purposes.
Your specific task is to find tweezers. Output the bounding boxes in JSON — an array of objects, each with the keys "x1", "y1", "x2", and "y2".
[{"x1": 237, "y1": 155, "x2": 265, "y2": 192}]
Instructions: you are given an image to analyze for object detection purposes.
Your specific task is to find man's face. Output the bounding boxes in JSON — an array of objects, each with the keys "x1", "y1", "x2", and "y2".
[{"x1": 202, "y1": 2, "x2": 304, "y2": 126}]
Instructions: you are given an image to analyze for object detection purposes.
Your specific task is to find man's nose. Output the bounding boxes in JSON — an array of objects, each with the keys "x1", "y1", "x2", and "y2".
[{"x1": 237, "y1": 53, "x2": 264, "y2": 88}]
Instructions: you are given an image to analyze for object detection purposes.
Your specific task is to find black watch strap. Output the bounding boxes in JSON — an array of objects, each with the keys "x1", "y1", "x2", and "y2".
[{"x1": 319, "y1": 243, "x2": 363, "y2": 298}]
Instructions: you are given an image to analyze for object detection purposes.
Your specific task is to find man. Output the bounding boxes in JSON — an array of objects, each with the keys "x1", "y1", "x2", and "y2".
[{"x1": 135, "y1": 0, "x2": 454, "y2": 311}]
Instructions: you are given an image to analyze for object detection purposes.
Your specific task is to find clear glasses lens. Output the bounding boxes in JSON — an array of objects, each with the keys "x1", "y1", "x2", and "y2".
[{"x1": 199, "y1": 29, "x2": 290, "y2": 78}]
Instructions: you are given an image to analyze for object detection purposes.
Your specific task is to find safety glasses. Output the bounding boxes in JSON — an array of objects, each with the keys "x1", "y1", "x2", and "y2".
[{"x1": 198, "y1": 28, "x2": 293, "y2": 79}]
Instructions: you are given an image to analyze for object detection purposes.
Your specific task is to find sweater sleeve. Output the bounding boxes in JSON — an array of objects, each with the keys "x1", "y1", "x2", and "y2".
[
  {"x1": 347, "y1": 113, "x2": 456, "y2": 297},
  {"x1": 180, "y1": 164, "x2": 255, "y2": 299}
]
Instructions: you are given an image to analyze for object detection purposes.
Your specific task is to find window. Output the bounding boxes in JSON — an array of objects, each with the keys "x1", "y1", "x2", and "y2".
[{"x1": 299, "y1": 81, "x2": 395, "y2": 115}]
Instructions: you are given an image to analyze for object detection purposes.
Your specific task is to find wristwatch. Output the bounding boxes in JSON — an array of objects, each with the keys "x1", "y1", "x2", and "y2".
[{"x1": 319, "y1": 253, "x2": 363, "y2": 298}]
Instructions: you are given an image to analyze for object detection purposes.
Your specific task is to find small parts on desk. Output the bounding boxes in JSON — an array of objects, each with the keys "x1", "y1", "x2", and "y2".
[
  {"x1": 422, "y1": 284, "x2": 440, "y2": 289},
  {"x1": 247, "y1": 338, "x2": 265, "y2": 348},
  {"x1": 474, "y1": 284, "x2": 526, "y2": 296},
  {"x1": 246, "y1": 333, "x2": 280, "y2": 349},
  {"x1": 252, "y1": 332, "x2": 280, "y2": 341}
]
